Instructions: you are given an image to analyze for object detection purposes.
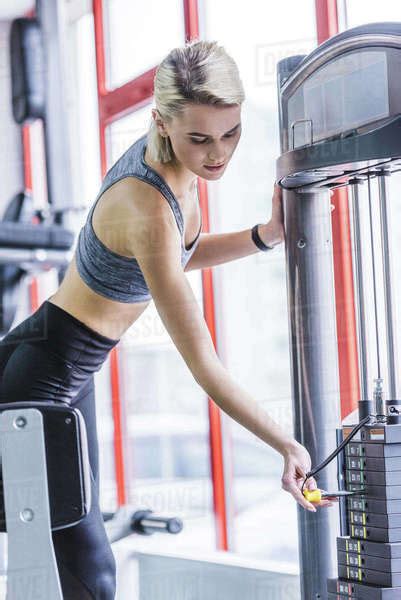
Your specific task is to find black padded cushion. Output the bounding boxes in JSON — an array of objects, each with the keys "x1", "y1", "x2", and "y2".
[
  {"x1": 10, "y1": 18, "x2": 44, "y2": 124},
  {"x1": 0, "y1": 402, "x2": 91, "y2": 531},
  {"x1": 0, "y1": 222, "x2": 74, "y2": 250}
]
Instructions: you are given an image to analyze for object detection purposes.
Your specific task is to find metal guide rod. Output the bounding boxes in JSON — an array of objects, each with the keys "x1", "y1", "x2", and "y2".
[
  {"x1": 349, "y1": 183, "x2": 370, "y2": 403},
  {"x1": 378, "y1": 173, "x2": 399, "y2": 399},
  {"x1": 366, "y1": 175, "x2": 382, "y2": 383}
]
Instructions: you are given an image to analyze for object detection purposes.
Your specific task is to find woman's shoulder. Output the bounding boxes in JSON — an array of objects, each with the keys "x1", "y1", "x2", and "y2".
[{"x1": 96, "y1": 175, "x2": 175, "y2": 222}]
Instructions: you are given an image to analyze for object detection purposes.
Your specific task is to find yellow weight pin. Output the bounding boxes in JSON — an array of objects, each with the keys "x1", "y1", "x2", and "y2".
[{"x1": 303, "y1": 489, "x2": 358, "y2": 503}]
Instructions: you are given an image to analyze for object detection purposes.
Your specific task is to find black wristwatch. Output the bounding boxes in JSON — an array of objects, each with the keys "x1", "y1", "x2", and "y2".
[{"x1": 251, "y1": 224, "x2": 274, "y2": 251}]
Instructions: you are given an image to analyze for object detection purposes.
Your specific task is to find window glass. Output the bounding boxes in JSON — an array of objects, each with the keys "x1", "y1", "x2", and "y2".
[
  {"x1": 103, "y1": 0, "x2": 186, "y2": 89},
  {"x1": 107, "y1": 112, "x2": 215, "y2": 552},
  {"x1": 345, "y1": 0, "x2": 401, "y2": 27},
  {"x1": 203, "y1": 0, "x2": 317, "y2": 565},
  {"x1": 70, "y1": 13, "x2": 101, "y2": 217},
  {"x1": 107, "y1": 105, "x2": 151, "y2": 165}
]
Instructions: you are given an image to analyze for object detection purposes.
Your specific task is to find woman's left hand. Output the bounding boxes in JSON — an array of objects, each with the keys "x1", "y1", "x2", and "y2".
[{"x1": 258, "y1": 183, "x2": 285, "y2": 248}]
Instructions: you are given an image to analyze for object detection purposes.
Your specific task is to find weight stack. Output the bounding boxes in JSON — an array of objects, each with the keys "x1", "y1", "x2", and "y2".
[{"x1": 327, "y1": 423, "x2": 401, "y2": 599}]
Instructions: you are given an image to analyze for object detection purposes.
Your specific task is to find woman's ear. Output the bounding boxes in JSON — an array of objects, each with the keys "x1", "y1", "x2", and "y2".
[{"x1": 151, "y1": 109, "x2": 168, "y2": 138}]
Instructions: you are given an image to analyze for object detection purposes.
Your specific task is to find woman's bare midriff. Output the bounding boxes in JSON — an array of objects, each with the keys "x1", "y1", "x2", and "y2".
[
  {"x1": 48, "y1": 256, "x2": 151, "y2": 341},
  {"x1": 47, "y1": 172, "x2": 200, "y2": 341}
]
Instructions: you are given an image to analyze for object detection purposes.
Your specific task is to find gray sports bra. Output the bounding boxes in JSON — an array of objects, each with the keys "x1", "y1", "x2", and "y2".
[{"x1": 75, "y1": 133, "x2": 202, "y2": 303}]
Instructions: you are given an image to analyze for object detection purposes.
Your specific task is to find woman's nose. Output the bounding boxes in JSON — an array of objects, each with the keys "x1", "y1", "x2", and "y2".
[
  {"x1": 207, "y1": 155, "x2": 225, "y2": 163},
  {"x1": 207, "y1": 145, "x2": 225, "y2": 163}
]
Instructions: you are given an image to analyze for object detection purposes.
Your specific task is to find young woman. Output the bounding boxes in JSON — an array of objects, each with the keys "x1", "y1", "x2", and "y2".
[{"x1": 0, "y1": 40, "x2": 331, "y2": 599}]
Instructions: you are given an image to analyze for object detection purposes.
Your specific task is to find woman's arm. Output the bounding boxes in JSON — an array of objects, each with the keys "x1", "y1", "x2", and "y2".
[
  {"x1": 127, "y1": 183, "x2": 325, "y2": 512},
  {"x1": 185, "y1": 183, "x2": 284, "y2": 271},
  {"x1": 184, "y1": 224, "x2": 278, "y2": 271}
]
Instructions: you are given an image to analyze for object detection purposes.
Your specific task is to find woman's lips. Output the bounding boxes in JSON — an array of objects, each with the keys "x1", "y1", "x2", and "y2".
[{"x1": 204, "y1": 163, "x2": 225, "y2": 171}]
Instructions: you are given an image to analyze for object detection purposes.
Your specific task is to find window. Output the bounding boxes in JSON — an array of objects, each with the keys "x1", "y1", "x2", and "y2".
[
  {"x1": 107, "y1": 105, "x2": 151, "y2": 165},
  {"x1": 202, "y1": 0, "x2": 317, "y2": 563},
  {"x1": 103, "y1": 0, "x2": 186, "y2": 89},
  {"x1": 345, "y1": 0, "x2": 401, "y2": 28}
]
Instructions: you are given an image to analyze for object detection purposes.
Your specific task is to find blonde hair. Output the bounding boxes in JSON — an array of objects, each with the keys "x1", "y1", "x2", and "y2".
[{"x1": 147, "y1": 40, "x2": 245, "y2": 164}]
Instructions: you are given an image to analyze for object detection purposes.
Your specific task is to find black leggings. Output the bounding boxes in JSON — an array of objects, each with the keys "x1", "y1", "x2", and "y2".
[{"x1": 0, "y1": 299, "x2": 120, "y2": 599}]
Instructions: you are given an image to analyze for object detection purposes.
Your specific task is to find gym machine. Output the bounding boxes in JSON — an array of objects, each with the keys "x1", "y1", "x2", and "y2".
[
  {"x1": 2, "y1": 13, "x2": 82, "y2": 336},
  {"x1": 0, "y1": 401, "x2": 182, "y2": 599},
  {"x1": 0, "y1": 190, "x2": 75, "y2": 337},
  {"x1": 277, "y1": 22, "x2": 401, "y2": 599}
]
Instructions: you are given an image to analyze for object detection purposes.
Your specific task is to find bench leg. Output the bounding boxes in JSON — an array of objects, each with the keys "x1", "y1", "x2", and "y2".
[{"x1": 0, "y1": 408, "x2": 63, "y2": 600}]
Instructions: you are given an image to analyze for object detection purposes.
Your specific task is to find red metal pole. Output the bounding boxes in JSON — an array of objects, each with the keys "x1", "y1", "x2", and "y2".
[
  {"x1": 198, "y1": 178, "x2": 229, "y2": 550},
  {"x1": 183, "y1": 0, "x2": 199, "y2": 42},
  {"x1": 22, "y1": 124, "x2": 40, "y2": 311},
  {"x1": 314, "y1": 0, "x2": 360, "y2": 420},
  {"x1": 315, "y1": 0, "x2": 340, "y2": 43}
]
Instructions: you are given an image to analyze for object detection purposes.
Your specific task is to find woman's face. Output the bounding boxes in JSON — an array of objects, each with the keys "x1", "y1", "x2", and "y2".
[{"x1": 157, "y1": 103, "x2": 242, "y2": 180}]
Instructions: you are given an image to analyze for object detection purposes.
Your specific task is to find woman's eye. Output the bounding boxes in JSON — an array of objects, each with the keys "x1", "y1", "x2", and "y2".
[{"x1": 190, "y1": 132, "x2": 237, "y2": 144}]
